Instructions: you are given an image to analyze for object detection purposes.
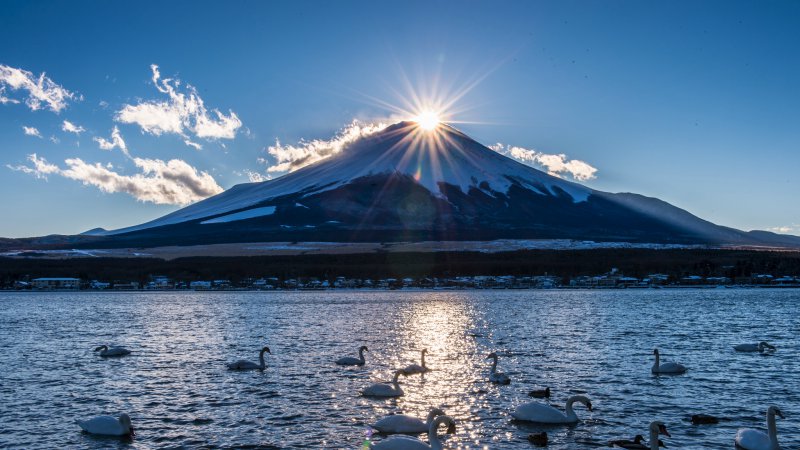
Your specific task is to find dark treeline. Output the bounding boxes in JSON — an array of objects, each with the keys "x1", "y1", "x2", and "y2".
[{"x1": 2, "y1": 249, "x2": 800, "y2": 285}]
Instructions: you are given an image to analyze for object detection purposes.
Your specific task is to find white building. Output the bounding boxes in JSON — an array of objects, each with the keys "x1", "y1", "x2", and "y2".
[{"x1": 32, "y1": 277, "x2": 81, "y2": 290}]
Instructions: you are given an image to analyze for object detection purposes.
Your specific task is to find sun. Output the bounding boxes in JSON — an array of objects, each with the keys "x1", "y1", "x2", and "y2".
[{"x1": 414, "y1": 110, "x2": 441, "y2": 131}]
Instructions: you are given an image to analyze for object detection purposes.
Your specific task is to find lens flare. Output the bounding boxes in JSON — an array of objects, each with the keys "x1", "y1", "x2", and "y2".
[{"x1": 413, "y1": 110, "x2": 441, "y2": 131}]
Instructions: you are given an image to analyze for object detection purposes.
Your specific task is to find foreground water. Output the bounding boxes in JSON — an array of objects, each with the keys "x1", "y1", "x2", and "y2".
[{"x1": 0, "y1": 289, "x2": 797, "y2": 449}]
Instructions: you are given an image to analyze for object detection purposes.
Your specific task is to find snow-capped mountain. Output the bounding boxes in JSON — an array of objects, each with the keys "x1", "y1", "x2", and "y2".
[{"x1": 93, "y1": 121, "x2": 797, "y2": 248}]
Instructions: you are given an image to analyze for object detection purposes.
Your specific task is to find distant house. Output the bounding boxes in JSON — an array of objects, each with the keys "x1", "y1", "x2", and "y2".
[{"x1": 32, "y1": 277, "x2": 80, "y2": 290}]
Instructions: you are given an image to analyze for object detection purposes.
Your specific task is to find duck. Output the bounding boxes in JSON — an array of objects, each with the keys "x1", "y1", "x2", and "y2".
[
  {"x1": 691, "y1": 414, "x2": 719, "y2": 425},
  {"x1": 609, "y1": 422, "x2": 670, "y2": 449},
  {"x1": 337, "y1": 345, "x2": 369, "y2": 366},
  {"x1": 734, "y1": 342, "x2": 776, "y2": 353},
  {"x1": 511, "y1": 395, "x2": 592, "y2": 424},
  {"x1": 529, "y1": 387, "x2": 551, "y2": 398},
  {"x1": 528, "y1": 432, "x2": 548, "y2": 446},
  {"x1": 226, "y1": 346, "x2": 270, "y2": 371},
  {"x1": 651, "y1": 348, "x2": 687, "y2": 374},
  {"x1": 363, "y1": 370, "x2": 406, "y2": 397},
  {"x1": 735, "y1": 406, "x2": 784, "y2": 450},
  {"x1": 486, "y1": 352, "x2": 510, "y2": 384},
  {"x1": 608, "y1": 434, "x2": 645, "y2": 448},
  {"x1": 372, "y1": 407, "x2": 446, "y2": 434},
  {"x1": 94, "y1": 345, "x2": 131, "y2": 357},
  {"x1": 402, "y1": 349, "x2": 429, "y2": 374},
  {"x1": 371, "y1": 415, "x2": 455, "y2": 450},
  {"x1": 77, "y1": 413, "x2": 134, "y2": 436}
]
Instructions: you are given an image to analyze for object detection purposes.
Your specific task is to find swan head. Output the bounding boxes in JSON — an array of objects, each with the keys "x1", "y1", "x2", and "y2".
[
  {"x1": 653, "y1": 348, "x2": 659, "y2": 356},
  {"x1": 433, "y1": 415, "x2": 456, "y2": 434},
  {"x1": 360, "y1": 345, "x2": 369, "y2": 352},
  {"x1": 430, "y1": 407, "x2": 446, "y2": 417},
  {"x1": 422, "y1": 348, "x2": 428, "y2": 354},
  {"x1": 261, "y1": 346, "x2": 271, "y2": 354},
  {"x1": 118, "y1": 413, "x2": 134, "y2": 435},
  {"x1": 486, "y1": 352, "x2": 498, "y2": 359},
  {"x1": 94, "y1": 345, "x2": 107, "y2": 352},
  {"x1": 768, "y1": 406, "x2": 785, "y2": 419},
  {"x1": 651, "y1": 421, "x2": 670, "y2": 437}
]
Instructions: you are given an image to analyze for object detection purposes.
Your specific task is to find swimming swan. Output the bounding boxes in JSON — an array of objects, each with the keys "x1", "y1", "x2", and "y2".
[
  {"x1": 651, "y1": 348, "x2": 687, "y2": 374},
  {"x1": 94, "y1": 345, "x2": 131, "y2": 357},
  {"x1": 402, "y1": 349, "x2": 429, "y2": 374},
  {"x1": 363, "y1": 370, "x2": 406, "y2": 397},
  {"x1": 372, "y1": 407, "x2": 446, "y2": 434},
  {"x1": 735, "y1": 406, "x2": 784, "y2": 450},
  {"x1": 734, "y1": 342, "x2": 776, "y2": 353},
  {"x1": 227, "y1": 346, "x2": 270, "y2": 371},
  {"x1": 609, "y1": 421, "x2": 670, "y2": 449},
  {"x1": 511, "y1": 395, "x2": 592, "y2": 424},
  {"x1": 371, "y1": 415, "x2": 456, "y2": 450},
  {"x1": 486, "y1": 352, "x2": 510, "y2": 384},
  {"x1": 77, "y1": 413, "x2": 134, "y2": 436},
  {"x1": 337, "y1": 345, "x2": 368, "y2": 366}
]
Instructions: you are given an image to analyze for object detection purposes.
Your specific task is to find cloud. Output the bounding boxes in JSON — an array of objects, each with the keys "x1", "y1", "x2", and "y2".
[
  {"x1": 768, "y1": 224, "x2": 800, "y2": 235},
  {"x1": 93, "y1": 126, "x2": 129, "y2": 156},
  {"x1": 115, "y1": 64, "x2": 242, "y2": 146},
  {"x1": 488, "y1": 143, "x2": 598, "y2": 181},
  {"x1": 264, "y1": 120, "x2": 388, "y2": 173},
  {"x1": 8, "y1": 153, "x2": 223, "y2": 205},
  {"x1": 61, "y1": 120, "x2": 85, "y2": 135},
  {"x1": 243, "y1": 169, "x2": 270, "y2": 182},
  {"x1": 22, "y1": 126, "x2": 42, "y2": 138},
  {"x1": 0, "y1": 64, "x2": 78, "y2": 112}
]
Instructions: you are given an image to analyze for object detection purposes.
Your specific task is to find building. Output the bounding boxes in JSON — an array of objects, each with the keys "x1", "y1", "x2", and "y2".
[{"x1": 32, "y1": 277, "x2": 81, "y2": 290}]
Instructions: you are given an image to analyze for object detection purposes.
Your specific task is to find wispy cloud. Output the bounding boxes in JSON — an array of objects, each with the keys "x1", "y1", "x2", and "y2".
[
  {"x1": 264, "y1": 119, "x2": 388, "y2": 173},
  {"x1": 243, "y1": 169, "x2": 270, "y2": 182},
  {"x1": 6, "y1": 153, "x2": 60, "y2": 179},
  {"x1": 61, "y1": 120, "x2": 85, "y2": 135},
  {"x1": 768, "y1": 224, "x2": 800, "y2": 235},
  {"x1": 93, "y1": 126, "x2": 130, "y2": 156},
  {"x1": 0, "y1": 64, "x2": 79, "y2": 112},
  {"x1": 22, "y1": 126, "x2": 42, "y2": 138},
  {"x1": 488, "y1": 143, "x2": 598, "y2": 181},
  {"x1": 115, "y1": 64, "x2": 242, "y2": 147}
]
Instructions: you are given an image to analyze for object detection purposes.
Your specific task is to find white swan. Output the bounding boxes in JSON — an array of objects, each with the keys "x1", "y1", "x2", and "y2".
[
  {"x1": 371, "y1": 415, "x2": 456, "y2": 450},
  {"x1": 337, "y1": 345, "x2": 368, "y2": 366},
  {"x1": 362, "y1": 370, "x2": 406, "y2": 397},
  {"x1": 609, "y1": 421, "x2": 670, "y2": 449},
  {"x1": 94, "y1": 345, "x2": 131, "y2": 357},
  {"x1": 734, "y1": 342, "x2": 776, "y2": 353},
  {"x1": 77, "y1": 413, "x2": 134, "y2": 436},
  {"x1": 372, "y1": 407, "x2": 445, "y2": 434},
  {"x1": 651, "y1": 348, "x2": 687, "y2": 374},
  {"x1": 512, "y1": 395, "x2": 592, "y2": 424},
  {"x1": 486, "y1": 352, "x2": 510, "y2": 384},
  {"x1": 735, "y1": 406, "x2": 784, "y2": 450},
  {"x1": 402, "y1": 349, "x2": 429, "y2": 375},
  {"x1": 227, "y1": 346, "x2": 270, "y2": 370}
]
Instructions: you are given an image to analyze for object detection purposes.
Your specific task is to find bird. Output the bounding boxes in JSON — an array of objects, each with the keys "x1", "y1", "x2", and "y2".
[
  {"x1": 528, "y1": 432, "x2": 548, "y2": 446},
  {"x1": 486, "y1": 352, "x2": 510, "y2": 384},
  {"x1": 372, "y1": 407, "x2": 446, "y2": 434},
  {"x1": 362, "y1": 370, "x2": 406, "y2": 397},
  {"x1": 402, "y1": 349, "x2": 429, "y2": 374},
  {"x1": 609, "y1": 422, "x2": 670, "y2": 449},
  {"x1": 735, "y1": 405, "x2": 784, "y2": 450},
  {"x1": 226, "y1": 346, "x2": 270, "y2": 371},
  {"x1": 691, "y1": 414, "x2": 719, "y2": 425},
  {"x1": 529, "y1": 387, "x2": 551, "y2": 398},
  {"x1": 734, "y1": 342, "x2": 776, "y2": 353},
  {"x1": 77, "y1": 413, "x2": 134, "y2": 437},
  {"x1": 511, "y1": 395, "x2": 592, "y2": 424},
  {"x1": 336, "y1": 345, "x2": 368, "y2": 366},
  {"x1": 370, "y1": 415, "x2": 455, "y2": 449},
  {"x1": 651, "y1": 348, "x2": 687, "y2": 374},
  {"x1": 94, "y1": 345, "x2": 131, "y2": 357}
]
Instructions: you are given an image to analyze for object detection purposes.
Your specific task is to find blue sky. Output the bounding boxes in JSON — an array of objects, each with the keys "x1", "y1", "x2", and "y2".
[{"x1": 1, "y1": 1, "x2": 798, "y2": 238}]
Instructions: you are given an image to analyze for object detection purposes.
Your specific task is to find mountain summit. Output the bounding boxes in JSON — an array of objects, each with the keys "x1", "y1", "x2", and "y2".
[{"x1": 96, "y1": 121, "x2": 797, "y2": 248}]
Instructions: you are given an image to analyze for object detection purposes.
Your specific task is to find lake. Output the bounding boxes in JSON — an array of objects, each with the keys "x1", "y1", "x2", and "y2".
[{"x1": 0, "y1": 289, "x2": 797, "y2": 449}]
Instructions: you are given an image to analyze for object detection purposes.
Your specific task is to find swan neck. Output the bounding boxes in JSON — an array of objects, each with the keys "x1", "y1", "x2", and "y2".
[
  {"x1": 490, "y1": 357, "x2": 497, "y2": 373},
  {"x1": 421, "y1": 351, "x2": 426, "y2": 368},
  {"x1": 392, "y1": 371, "x2": 401, "y2": 385},
  {"x1": 767, "y1": 410, "x2": 779, "y2": 446},
  {"x1": 359, "y1": 348, "x2": 365, "y2": 363},
  {"x1": 649, "y1": 424, "x2": 659, "y2": 450},
  {"x1": 259, "y1": 350, "x2": 266, "y2": 369},
  {"x1": 565, "y1": 398, "x2": 576, "y2": 420},
  {"x1": 653, "y1": 352, "x2": 660, "y2": 371}
]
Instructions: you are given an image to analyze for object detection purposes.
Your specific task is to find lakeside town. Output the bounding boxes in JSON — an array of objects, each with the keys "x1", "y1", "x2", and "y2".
[{"x1": 6, "y1": 268, "x2": 800, "y2": 291}]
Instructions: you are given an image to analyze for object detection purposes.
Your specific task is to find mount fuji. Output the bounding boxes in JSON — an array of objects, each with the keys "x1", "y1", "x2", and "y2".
[{"x1": 72, "y1": 121, "x2": 799, "y2": 248}]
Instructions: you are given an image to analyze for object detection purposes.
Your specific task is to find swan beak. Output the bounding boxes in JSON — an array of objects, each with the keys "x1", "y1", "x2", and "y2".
[
  {"x1": 777, "y1": 410, "x2": 786, "y2": 419},
  {"x1": 659, "y1": 425, "x2": 671, "y2": 437}
]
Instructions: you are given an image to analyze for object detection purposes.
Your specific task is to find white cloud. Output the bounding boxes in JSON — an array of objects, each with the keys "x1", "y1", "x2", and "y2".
[
  {"x1": 115, "y1": 64, "x2": 242, "y2": 146},
  {"x1": 264, "y1": 119, "x2": 388, "y2": 173},
  {"x1": 6, "y1": 153, "x2": 60, "y2": 179},
  {"x1": 61, "y1": 120, "x2": 85, "y2": 135},
  {"x1": 489, "y1": 143, "x2": 598, "y2": 181},
  {"x1": 22, "y1": 126, "x2": 42, "y2": 138},
  {"x1": 768, "y1": 224, "x2": 800, "y2": 235},
  {"x1": 93, "y1": 126, "x2": 130, "y2": 156},
  {"x1": 0, "y1": 64, "x2": 78, "y2": 112},
  {"x1": 244, "y1": 169, "x2": 270, "y2": 182}
]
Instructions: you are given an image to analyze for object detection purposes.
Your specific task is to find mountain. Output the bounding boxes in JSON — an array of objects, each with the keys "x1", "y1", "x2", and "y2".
[{"x1": 36, "y1": 121, "x2": 800, "y2": 248}]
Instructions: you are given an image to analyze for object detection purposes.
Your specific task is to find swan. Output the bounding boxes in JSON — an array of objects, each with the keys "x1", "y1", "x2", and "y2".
[
  {"x1": 227, "y1": 346, "x2": 270, "y2": 370},
  {"x1": 94, "y1": 345, "x2": 131, "y2": 357},
  {"x1": 486, "y1": 352, "x2": 510, "y2": 384},
  {"x1": 402, "y1": 349, "x2": 429, "y2": 374},
  {"x1": 372, "y1": 407, "x2": 445, "y2": 434},
  {"x1": 337, "y1": 345, "x2": 368, "y2": 366},
  {"x1": 363, "y1": 370, "x2": 406, "y2": 397},
  {"x1": 511, "y1": 395, "x2": 592, "y2": 424},
  {"x1": 651, "y1": 348, "x2": 687, "y2": 374},
  {"x1": 609, "y1": 422, "x2": 670, "y2": 449},
  {"x1": 371, "y1": 415, "x2": 456, "y2": 450},
  {"x1": 735, "y1": 406, "x2": 784, "y2": 450},
  {"x1": 734, "y1": 342, "x2": 776, "y2": 353},
  {"x1": 77, "y1": 413, "x2": 134, "y2": 436}
]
